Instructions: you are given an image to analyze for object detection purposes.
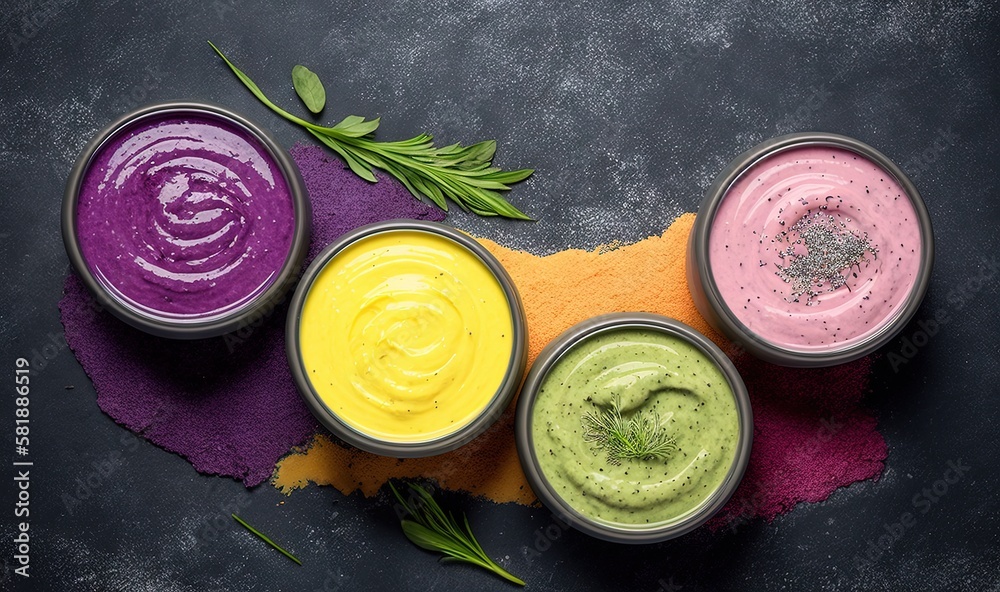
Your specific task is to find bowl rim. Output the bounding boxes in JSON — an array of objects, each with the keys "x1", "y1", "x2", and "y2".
[
  {"x1": 687, "y1": 132, "x2": 935, "y2": 367},
  {"x1": 61, "y1": 100, "x2": 311, "y2": 339},
  {"x1": 285, "y1": 219, "x2": 528, "y2": 458},
  {"x1": 514, "y1": 312, "x2": 753, "y2": 544}
]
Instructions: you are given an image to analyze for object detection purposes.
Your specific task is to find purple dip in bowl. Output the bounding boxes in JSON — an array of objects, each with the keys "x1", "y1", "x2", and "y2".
[{"x1": 63, "y1": 102, "x2": 310, "y2": 339}]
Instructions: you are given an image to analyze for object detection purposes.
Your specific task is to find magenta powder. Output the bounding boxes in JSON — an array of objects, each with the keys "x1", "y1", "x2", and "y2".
[
  {"x1": 59, "y1": 144, "x2": 444, "y2": 486},
  {"x1": 60, "y1": 143, "x2": 886, "y2": 522},
  {"x1": 709, "y1": 353, "x2": 886, "y2": 528}
]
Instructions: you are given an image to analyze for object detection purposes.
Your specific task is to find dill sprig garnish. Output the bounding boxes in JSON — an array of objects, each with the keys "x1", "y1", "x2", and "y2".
[
  {"x1": 390, "y1": 482, "x2": 525, "y2": 586},
  {"x1": 581, "y1": 395, "x2": 677, "y2": 465}
]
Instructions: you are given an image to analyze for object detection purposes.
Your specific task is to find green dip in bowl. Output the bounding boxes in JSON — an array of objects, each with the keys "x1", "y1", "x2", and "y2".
[{"x1": 515, "y1": 313, "x2": 752, "y2": 543}]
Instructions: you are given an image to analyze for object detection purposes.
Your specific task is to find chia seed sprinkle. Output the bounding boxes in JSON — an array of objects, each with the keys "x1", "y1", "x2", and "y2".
[{"x1": 774, "y1": 211, "x2": 876, "y2": 304}]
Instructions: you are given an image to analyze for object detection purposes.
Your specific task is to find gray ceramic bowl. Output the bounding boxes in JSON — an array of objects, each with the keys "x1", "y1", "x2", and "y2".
[
  {"x1": 687, "y1": 132, "x2": 934, "y2": 367},
  {"x1": 287, "y1": 219, "x2": 527, "y2": 458},
  {"x1": 62, "y1": 101, "x2": 311, "y2": 339},
  {"x1": 515, "y1": 313, "x2": 753, "y2": 544}
]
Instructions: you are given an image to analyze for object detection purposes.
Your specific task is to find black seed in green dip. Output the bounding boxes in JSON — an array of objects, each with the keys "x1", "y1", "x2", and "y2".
[{"x1": 531, "y1": 328, "x2": 740, "y2": 525}]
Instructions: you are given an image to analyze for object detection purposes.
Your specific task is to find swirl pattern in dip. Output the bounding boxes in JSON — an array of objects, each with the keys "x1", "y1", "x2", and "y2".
[
  {"x1": 75, "y1": 114, "x2": 294, "y2": 320},
  {"x1": 297, "y1": 229, "x2": 514, "y2": 443},
  {"x1": 708, "y1": 145, "x2": 922, "y2": 352},
  {"x1": 531, "y1": 327, "x2": 739, "y2": 525}
]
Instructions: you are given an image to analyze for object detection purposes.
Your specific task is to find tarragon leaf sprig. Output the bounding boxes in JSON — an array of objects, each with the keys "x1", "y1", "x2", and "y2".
[
  {"x1": 390, "y1": 482, "x2": 525, "y2": 586},
  {"x1": 208, "y1": 42, "x2": 532, "y2": 219}
]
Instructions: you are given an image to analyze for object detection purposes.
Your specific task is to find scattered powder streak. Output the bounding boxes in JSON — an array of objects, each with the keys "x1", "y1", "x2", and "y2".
[
  {"x1": 59, "y1": 144, "x2": 445, "y2": 487},
  {"x1": 273, "y1": 215, "x2": 887, "y2": 526},
  {"x1": 61, "y1": 143, "x2": 886, "y2": 525}
]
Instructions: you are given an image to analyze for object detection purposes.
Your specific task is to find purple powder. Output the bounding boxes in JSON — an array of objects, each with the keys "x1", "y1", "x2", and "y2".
[{"x1": 60, "y1": 143, "x2": 445, "y2": 486}]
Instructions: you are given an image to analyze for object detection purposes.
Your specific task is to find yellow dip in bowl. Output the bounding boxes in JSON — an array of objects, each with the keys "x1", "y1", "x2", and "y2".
[{"x1": 288, "y1": 220, "x2": 526, "y2": 456}]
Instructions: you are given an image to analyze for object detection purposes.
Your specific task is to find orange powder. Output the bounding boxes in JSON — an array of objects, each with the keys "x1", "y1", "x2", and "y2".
[{"x1": 272, "y1": 213, "x2": 719, "y2": 504}]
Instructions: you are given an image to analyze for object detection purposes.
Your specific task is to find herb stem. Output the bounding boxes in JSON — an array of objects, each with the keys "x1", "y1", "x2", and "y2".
[
  {"x1": 231, "y1": 514, "x2": 302, "y2": 566},
  {"x1": 208, "y1": 41, "x2": 532, "y2": 219}
]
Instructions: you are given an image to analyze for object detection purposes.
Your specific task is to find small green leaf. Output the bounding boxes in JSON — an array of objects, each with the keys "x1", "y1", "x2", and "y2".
[
  {"x1": 401, "y1": 520, "x2": 453, "y2": 552},
  {"x1": 466, "y1": 140, "x2": 497, "y2": 163},
  {"x1": 329, "y1": 117, "x2": 380, "y2": 138},
  {"x1": 434, "y1": 143, "x2": 464, "y2": 155},
  {"x1": 333, "y1": 115, "x2": 366, "y2": 129},
  {"x1": 310, "y1": 130, "x2": 378, "y2": 182},
  {"x1": 210, "y1": 42, "x2": 532, "y2": 219},
  {"x1": 480, "y1": 168, "x2": 535, "y2": 185},
  {"x1": 410, "y1": 174, "x2": 448, "y2": 209},
  {"x1": 454, "y1": 176, "x2": 512, "y2": 190},
  {"x1": 292, "y1": 64, "x2": 326, "y2": 114}
]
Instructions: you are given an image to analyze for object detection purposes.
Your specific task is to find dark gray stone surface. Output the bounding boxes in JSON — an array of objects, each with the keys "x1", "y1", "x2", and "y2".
[{"x1": 2, "y1": 0, "x2": 997, "y2": 589}]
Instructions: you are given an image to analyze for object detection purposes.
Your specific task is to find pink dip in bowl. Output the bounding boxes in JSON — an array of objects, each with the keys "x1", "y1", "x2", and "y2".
[{"x1": 688, "y1": 133, "x2": 933, "y2": 367}]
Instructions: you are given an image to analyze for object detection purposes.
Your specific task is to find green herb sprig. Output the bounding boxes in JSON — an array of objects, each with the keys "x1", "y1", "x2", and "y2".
[
  {"x1": 208, "y1": 42, "x2": 533, "y2": 219},
  {"x1": 581, "y1": 395, "x2": 677, "y2": 465},
  {"x1": 231, "y1": 513, "x2": 302, "y2": 566},
  {"x1": 390, "y1": 482, "x2": 525, "y2": 586}
]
